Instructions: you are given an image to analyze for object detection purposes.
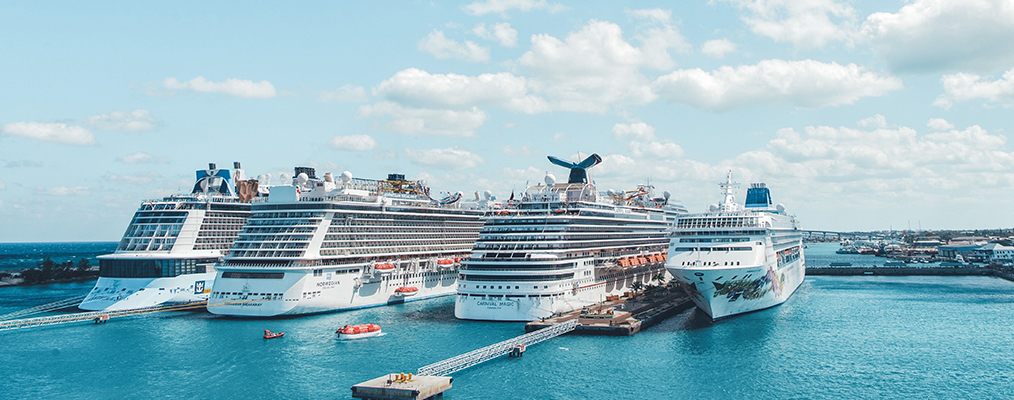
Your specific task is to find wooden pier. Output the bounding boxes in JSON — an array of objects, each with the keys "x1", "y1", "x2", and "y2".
[{"x1": 525, "y1": 285, "x2": 694, "y2": 336}]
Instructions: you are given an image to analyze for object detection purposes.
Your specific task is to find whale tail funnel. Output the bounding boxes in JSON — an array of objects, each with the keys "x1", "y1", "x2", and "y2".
[{"x1": 547, "y1": 154, "x2": 602, "y2": 184}]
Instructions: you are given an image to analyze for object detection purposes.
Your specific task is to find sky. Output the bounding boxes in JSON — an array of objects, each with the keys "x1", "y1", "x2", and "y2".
[{"x1": 2, "y1": 0, "x2": 1014, "y2": 242}]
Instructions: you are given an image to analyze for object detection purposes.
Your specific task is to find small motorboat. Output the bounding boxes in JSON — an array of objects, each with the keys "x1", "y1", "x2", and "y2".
[
  {"x1": 263, "y1": 329, "x2": 285, "y2": 339},
  {"x1": 336, "y1": 324, "x2": 382, "y2": 340},
  {"x1": 394, "y1": 286, "x2": 418, "y2": 297}
]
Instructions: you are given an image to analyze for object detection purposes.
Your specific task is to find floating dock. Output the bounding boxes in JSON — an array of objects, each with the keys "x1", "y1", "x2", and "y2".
[
  {"x1": 351, "y1": 374, "x2": 451, "y2": 400},
  {"x1": 525, "y1": 285, "x2": 693, "y2": 335}
]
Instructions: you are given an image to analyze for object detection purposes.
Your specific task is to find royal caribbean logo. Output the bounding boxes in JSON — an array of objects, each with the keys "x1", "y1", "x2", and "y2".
[{"x1": 194, "y1": 280, "x2": 205, "y2": 294}]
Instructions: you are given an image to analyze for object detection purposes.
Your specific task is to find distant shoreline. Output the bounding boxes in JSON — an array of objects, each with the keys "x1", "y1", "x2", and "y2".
[{"x1": 0, "y1": 275, "x2": 98, "y2": 288}]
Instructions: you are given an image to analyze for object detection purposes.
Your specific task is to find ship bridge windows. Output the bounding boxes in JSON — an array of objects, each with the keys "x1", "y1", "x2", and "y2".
[
  {"x1": 99, "y1": 258, "x2": 216, "y2": 278},
  {"x1": 221, "y1": 272, "x2": 284, "y2": 279}
]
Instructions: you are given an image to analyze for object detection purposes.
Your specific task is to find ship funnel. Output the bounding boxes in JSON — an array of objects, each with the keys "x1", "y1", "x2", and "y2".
[
  {"x1": 234, "y1": 161, "x2": 241, "y2": 169},
  {"x1": 547, "y1": 153, "x2": 601, "y2": 184},
  {"x1": 209, "y1": 163, "x2": 217, "y2": 170}
]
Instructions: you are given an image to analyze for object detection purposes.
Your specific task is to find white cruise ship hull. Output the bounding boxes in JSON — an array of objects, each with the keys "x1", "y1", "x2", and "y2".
[
  {"x1": 79, "y1": 273, "x2": 215, "y2": 311},
  {"x1": 669, "y1": 258, "x2": 804, "y2": 319},
  {"x1": 208, "y1": 268, "x2": 457, "y2": 317},
  {"x1": 455, "y1": 268, "x2": 658, "y2": 321}
]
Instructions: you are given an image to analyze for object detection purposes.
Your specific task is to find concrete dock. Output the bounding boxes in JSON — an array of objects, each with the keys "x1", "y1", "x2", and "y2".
[
  {"x1": 351, "y1": 374, "x2": 451, "y2": 400},
  {"x1": 525, "y1": 285, "x2": 693, "y2": 335},
  {"x1": 807, "y1": 266, "x2": 993, "y2": 276}
]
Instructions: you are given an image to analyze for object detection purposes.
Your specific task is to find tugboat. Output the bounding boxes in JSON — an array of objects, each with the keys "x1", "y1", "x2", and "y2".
[
  {"x1": 263, "y1": 329, "x2": 285, "y2": 339},
  {"x1": 336, "y1": 324, "x2": 382, "y2": 340}
]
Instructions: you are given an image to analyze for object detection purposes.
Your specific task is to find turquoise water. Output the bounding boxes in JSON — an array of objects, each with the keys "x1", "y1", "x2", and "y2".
[{"x1": 2, "y1": 243, "x2": 1014, "y2": 399}]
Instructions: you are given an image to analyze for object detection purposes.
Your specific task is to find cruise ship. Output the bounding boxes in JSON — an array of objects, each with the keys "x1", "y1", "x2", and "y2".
[
  {"x1": 455, "y1": 154, "x2": 688, "y2": 321},
  {"x1": 208, "y1": 168, "x2": 491, "y2": 317},
  {"x1": 666, "y1": 173, "x2": 805, "y2": 320},
  {"x1": 80, "y1": 162, "x2": 266, "y2": 311}
]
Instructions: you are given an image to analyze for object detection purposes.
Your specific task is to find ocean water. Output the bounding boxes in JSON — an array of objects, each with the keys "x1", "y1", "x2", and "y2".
[
  {"x1": 2, "y1": 243, "x2": 1013, "y2": 399},
  {"x1": 0, "y1": 242, "x2": 117, "y2": 271}
]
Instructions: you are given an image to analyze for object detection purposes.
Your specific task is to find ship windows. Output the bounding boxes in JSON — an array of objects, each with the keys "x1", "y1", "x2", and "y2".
[
  {"x1": 99, "y1": 258, "x2": 213, "y2": 278},
  {"x1": 221, "y1": 272, "x2": 284, "y2": 279}
]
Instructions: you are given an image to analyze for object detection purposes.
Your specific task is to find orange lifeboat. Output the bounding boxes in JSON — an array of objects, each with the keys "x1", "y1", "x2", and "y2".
[
  {"x1": 336, "y1": 324, "x2": 382, "y2": 340},
  {"x1": 263, "y1": 329, "x2": 285, "y2": 339},
  {"x1": 437, "y1": 259, "x2": 454, "y2": 265},
  {"x1": 619, "y1": 258, "x2": 630, "y2": 267},
  {"x1": 374, "y1": 264, "x2": 395, "y2": 274},
  {"x1": 394, "y1": 286, "x2": 418, "y2": 297},
  {"x1": 454, "y1": 257, "x2": 462, "y2": 263},
  {"x1": 637, "y1": 257, "x2": 648, "y2": 265},
  {"x1": 647, "y1": 255, "x2": 658, "y2": 263}
]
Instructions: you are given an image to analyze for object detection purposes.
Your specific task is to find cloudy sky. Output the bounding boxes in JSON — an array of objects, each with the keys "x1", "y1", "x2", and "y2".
[{"x1": 2, "y1": 0, "x2": 1014, "y2": 241}]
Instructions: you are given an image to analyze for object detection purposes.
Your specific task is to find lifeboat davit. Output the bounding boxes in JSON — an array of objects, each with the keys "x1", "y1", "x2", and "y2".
[
  {"x1": 263, "y1": 329, "x2": 285, "y2": 339},
  {"x1": 394, "y1": 286, "x2": 419, "y2": 297},
  {"x1": 336, "y1": 324, "x2": 382, "y2": 340}
]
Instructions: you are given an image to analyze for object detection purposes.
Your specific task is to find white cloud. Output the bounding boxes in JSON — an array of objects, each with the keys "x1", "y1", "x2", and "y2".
[
  {"x1": 652, "y1": 59, "x2": 902, "y2": 111},
  {"x1": 626, "y1": 8, "x2": 671, "y2": 24},
  {"x1": 163, "y1": 76, "x2": 277, "y2": 98},
  {"x1": 328, "y1": 134, "x2": 377, "y2": 151},
  {"x1": 933, "y1": 68, "x2": 1014, "y2": 108},
  {"x1": 611, "y1": 122, "x2": 683, "y2": 159},
  {"x1": 418, "y1": 30, "x2": 490, "y2": 63},
  {"x1": 359, "y1": 102, "x2": 488, "y2": 136},
  {"x1": 720, "y1": 0, "x2": 857, "y2": 50},
  {"x1": 119, "y1": 152, "x2": 169, "y2": 164},
  {"x1": 857, "y1": 114, "x2": 888, "y2": 129},
  {"x1": 319, "y1": 84, "x2": 369, "y2": 102},
  {"x1": 5, "y1": 160, "x2": 43, "y2": 168},
  {"x1": 519, "y1": 20, "x2": 688, "y2": 112},
  {"x1": 83, "y1": 109, "x2": 156, "y2": 132},
  {"x1": 374, "y1": 68, "x2": 547, "y2": 113},
  {"x1": 104, "y1": 171, "x2": 161, "y2": 185},
  {"x1": 701, "y1": 39, "x2": 737, "y2": 58},
  {"x1": 629, "y1": 141, "x2": 684, "y2": 159},
  {"x1": 473, "y1": 22, "x2": 518, "y2": 47},
  {"x1": 502, "y1": 144, "x2": 535, "y2": 157},
  {"x1": 463, "y1": 0, "x2": 567, "y2": 16},
  {"x1": 35, "y1": 186, "x2": 94, "y2": 196},
  {"x1": 1, "y1": 122, "x2": 95, "y2": 146},
  {"x1": 612, "y1": 122, "x2": 656, "y2": 141},
  {"x1": 861, "y1": 0, "x2": 1014, "y2": 73},
  {"x1": 927, "y1": 118, "x2": 955, "y2": 131},
  {"x1": 405, "y1": 147, "x2": 485, "y2": 170}
]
